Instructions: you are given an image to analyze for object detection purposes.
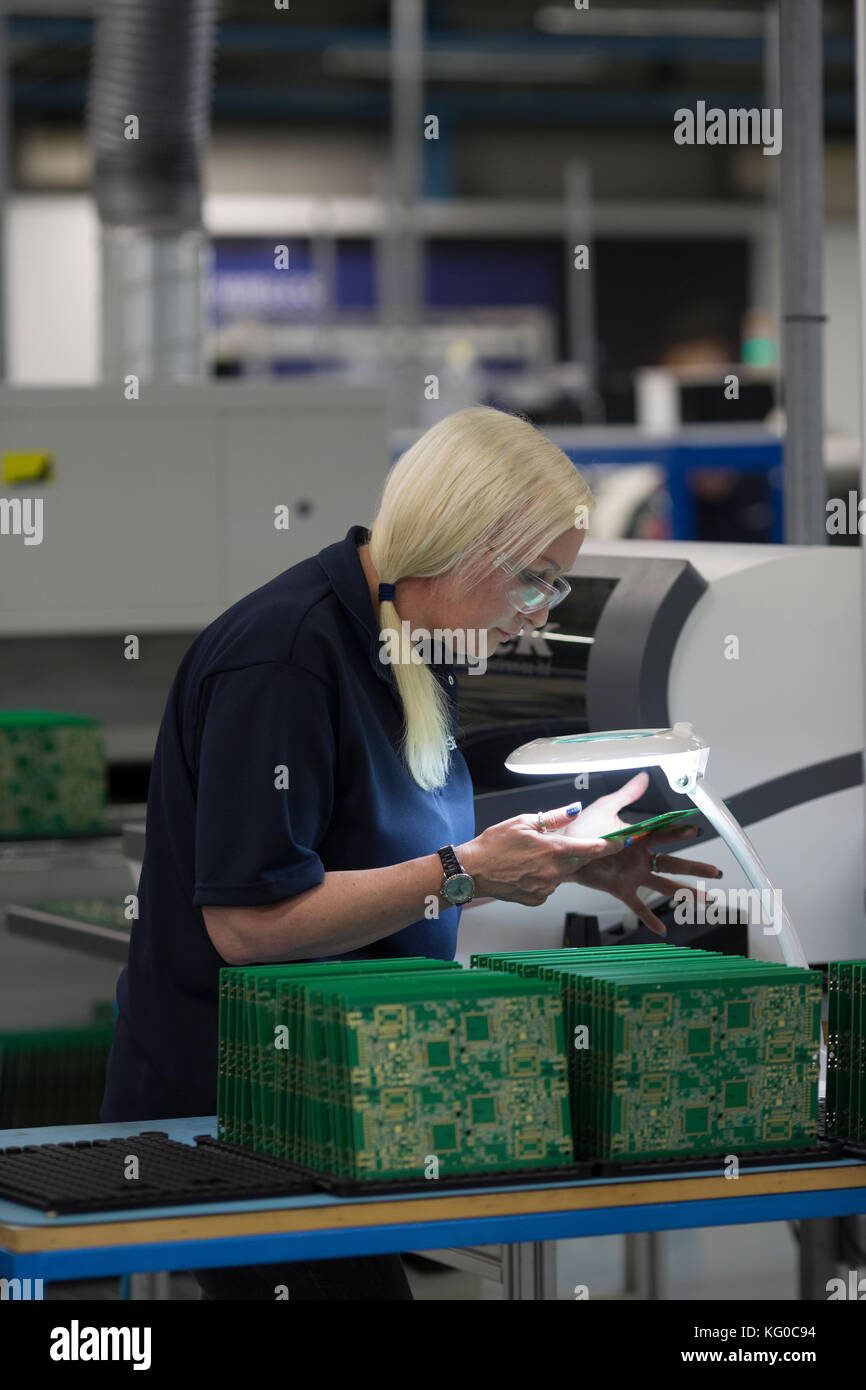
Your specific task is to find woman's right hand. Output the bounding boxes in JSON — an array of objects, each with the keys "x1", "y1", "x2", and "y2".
[{"x1": 456, "y1": 813, "x2": 624, "y2": 907}]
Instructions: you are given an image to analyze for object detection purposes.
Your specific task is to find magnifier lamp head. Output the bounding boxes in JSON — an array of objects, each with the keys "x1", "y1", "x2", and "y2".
[
  {"x1": 504, "y1": 720, "x2": 710, "y2": 793},
  {"x1": 504, "y1": 721, "x2": 809, "y2": 972}
]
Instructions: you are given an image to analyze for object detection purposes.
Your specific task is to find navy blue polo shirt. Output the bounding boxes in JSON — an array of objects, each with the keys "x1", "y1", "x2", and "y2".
[{"x1": 100, "y1": 524, "x2": 475, "y2": 1122}]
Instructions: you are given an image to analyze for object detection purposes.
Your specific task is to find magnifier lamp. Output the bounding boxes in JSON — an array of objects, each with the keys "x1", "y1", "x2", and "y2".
[{"x1": 505, "y1": 720, "x2": 809, "y2": 972}]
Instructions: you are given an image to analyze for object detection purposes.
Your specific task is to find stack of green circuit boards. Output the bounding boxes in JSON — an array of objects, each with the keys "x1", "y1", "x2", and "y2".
[
  {"x1": 217, "y1": 958, "x2": 572, "y2": 1180},
  {"x1": 826, "y1": 960, "x2": 866, "y2": 1142},
  {"x1": 25, "y1": 899, "x2": 132, "y2": 932},
  {"x1": 0, "y1": 1015, "x2": 115, "y2": 1126},
  {"x1": 0, "y1": 710, "x2": 107, "y2": 838},
  {"x1": 471, "y1": 946, "x2": 822, "y2": 1161}
]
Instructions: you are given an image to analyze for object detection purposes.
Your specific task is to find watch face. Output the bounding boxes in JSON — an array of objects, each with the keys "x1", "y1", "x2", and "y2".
[{"x1": 444, "y1": 873, "x2": 474, "y2": 905}]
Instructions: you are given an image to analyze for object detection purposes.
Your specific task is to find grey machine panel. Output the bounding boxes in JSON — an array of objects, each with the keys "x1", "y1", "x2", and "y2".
[
  {"x1": 0, "y1": 381, "x2": 389, "y2": 765},
  {"x1": 0, "y1": 380, "x2": 389, "y2": 635},
  {"x1": 468, "y1": 555, "x2": 707, "y2": 832}
]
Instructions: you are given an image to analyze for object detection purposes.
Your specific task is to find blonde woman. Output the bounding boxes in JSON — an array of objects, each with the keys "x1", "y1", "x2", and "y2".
[{"x1": 101, "y1": 405, "x2": 717, "y2": 1299}]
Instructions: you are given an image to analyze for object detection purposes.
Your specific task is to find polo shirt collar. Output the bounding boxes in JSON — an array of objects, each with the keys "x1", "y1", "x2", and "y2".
[
  {"x1": 317, "y1": 525, "x2": 460, "y2": 697},
  {"x1": 317, "y1": 524, "x2": 377, "y2": 653}
]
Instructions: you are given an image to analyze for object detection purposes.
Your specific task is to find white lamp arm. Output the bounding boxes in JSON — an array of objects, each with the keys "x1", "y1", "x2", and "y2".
[{"x1": 688, "y1": 779, "x2": 809, "y2": 971}]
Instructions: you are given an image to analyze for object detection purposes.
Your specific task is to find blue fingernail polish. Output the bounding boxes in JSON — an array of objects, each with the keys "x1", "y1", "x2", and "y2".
[
  {"x1": 624, "y1": 837, "x2": 632, "y2": 847},
  {"x1": 566, "y1": 803, "x2": 582, "y2": 817}
]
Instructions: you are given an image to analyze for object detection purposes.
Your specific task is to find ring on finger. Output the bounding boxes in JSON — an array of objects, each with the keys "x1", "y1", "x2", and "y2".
[
  {"x1": 536, "y1": 811, "x2": 548, "y2": 834},
  {"x1": 650, "y1": 851, "x2": 662, "y2": 873}
]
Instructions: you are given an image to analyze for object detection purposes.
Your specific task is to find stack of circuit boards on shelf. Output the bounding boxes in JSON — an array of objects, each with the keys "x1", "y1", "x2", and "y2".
[
  {"x1": 0, "y1": 1014, "x2": 116, "y2": 1126},
  {"x1": 471, "y1": 946, "x2": 823, "y2": 1162},
  {"x1": 826, "y1": 960, "x2": 866, "y2": 1144},
  {"x1": 23, "y1": 899, "x2": 132, "y2": 932},
  {"x1": 0, "y1": 710, "x2": 107, "y2": 838},
  {"x1": 217, "y1": 957, "x2": 572, "y2": 1181}
]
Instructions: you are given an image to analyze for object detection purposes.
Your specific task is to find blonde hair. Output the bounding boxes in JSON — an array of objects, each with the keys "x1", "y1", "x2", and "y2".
[{"x1": 368, "y1": 405, "x2": 594, "y2": 791}]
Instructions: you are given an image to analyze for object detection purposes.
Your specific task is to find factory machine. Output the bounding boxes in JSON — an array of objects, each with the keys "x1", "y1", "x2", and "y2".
[
  {"x1": 457, "y1": 538, "x2": 864, "y2": 967},
  {"x1": 0, "y1": 381, "x2": 390, "y2": 937},
  {"x1": 0, "y1": 381, "x2": 388, "y2": 766}
]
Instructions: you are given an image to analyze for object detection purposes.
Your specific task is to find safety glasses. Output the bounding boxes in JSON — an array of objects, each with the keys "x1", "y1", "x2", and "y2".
[{"x1": 486, "y1": 544, "x2": 572, "y2": 615}]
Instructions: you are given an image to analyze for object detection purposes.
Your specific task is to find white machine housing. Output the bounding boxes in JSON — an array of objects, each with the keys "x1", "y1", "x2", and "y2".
[{"x1": 460, "y1": 538, "x2": 865, "y2": 965}]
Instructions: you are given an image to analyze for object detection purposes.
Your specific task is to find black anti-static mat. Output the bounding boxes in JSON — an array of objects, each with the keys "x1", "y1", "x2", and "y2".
[
  {"x1": 285, "y1": 1139, "x2": 845, "y2": 1197},
  {"x1": 590, "y1": 1137, "x2": 844, "y2": 1179},
  {"x1": 0, "y1": 1133, "x2": 316, "y2": 1215},
  {"x1": 0, "y1": 1131, "x2": 851, "y2": 1214},
  {"x1": 289, "y1": 1158, "x2": 596, "y2": 1197}
]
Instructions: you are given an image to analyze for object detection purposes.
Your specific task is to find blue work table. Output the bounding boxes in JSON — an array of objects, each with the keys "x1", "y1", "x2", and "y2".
[{"x1": 2, "y1": 1116, "x2": 865, "y2": 1290}]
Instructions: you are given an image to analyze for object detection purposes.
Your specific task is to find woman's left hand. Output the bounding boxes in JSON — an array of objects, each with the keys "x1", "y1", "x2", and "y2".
[
  {"x1": 567, "y1": 824, "x2": 721, "y2": 936},
  {"x1": 555, "y1": 770, "x2": 722, "y2": 936}
]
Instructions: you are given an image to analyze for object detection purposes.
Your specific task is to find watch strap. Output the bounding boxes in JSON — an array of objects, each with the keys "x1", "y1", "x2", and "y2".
[{"x1": 437, "y1": 845, "x2": 462, "y2": 878}]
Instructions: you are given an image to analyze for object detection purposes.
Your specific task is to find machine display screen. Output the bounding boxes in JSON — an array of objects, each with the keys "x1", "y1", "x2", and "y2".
[{"x1": 455, "y1": 576, "x2": 618, "y2": 793}]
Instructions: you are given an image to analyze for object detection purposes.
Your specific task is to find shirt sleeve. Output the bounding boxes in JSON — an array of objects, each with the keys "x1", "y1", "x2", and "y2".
[{"x1": 191, "y1": 662, "x2": 335, "y2": 906}]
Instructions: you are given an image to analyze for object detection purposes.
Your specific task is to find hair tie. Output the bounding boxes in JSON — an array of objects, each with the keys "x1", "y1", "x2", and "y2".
[{"x1": 378, "y1": 582, "x2": 396, "y2": 602}]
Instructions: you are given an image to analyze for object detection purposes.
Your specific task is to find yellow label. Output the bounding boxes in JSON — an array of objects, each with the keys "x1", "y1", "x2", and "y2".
[{"x1": 2, "y1": 452, "x2": 54, "y2": 484}]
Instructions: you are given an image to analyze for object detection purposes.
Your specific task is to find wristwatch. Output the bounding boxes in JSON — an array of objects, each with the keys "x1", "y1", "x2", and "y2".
[{"x1": 437, "y1": 844, "x2": 476, "y2": 906}]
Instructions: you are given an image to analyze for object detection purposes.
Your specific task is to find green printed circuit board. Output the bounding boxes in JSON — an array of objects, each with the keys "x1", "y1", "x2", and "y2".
[
  {"x1": 217, "y1": 957, "x2": 572, "y2": 1180},
  {"x1": 0, "y1": 1017, "x2": 115, "y2": 1126},
  {"x1": 0, "y1": 710, "x2": 107, "y2": 838},
  {"x1": 827, "y1": 960, "x2": 866, "y2": 1142},
  {"x1": 218, "y1": 946, "x2": 825, "y2": 1179},
  {"x1": 471, "y1": 947, "x2": 822, "y2": 1161}
]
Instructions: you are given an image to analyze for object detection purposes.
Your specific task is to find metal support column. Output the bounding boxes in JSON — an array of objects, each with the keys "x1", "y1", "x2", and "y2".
[
  {"x1": 502, "y1": 1241, "x2": 558, "y2": 1300},
  {"x1": 564, "y1": 159, "x2": 604, "y2": 425},
  {"x1": 624, "y1": 1231, "x2": 666, "y2": 1300},
  {"x1": 381, "y1": 0, "x2": 425, "y2": 432},
  {"x1": 0, "y1": 1, "x2": 8, "y2": 380},
  {"x1": 778, "y1": 0, "x2": 826, "y2": 543},
  {"x1": 855, "y1": 0, "x2": 866, "y2": 918},
  {"x1": 797, "y1": 1218, "x2": 840, "y2": 1300}
]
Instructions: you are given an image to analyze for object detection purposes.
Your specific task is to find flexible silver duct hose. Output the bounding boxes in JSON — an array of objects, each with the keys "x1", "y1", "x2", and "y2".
[
  {"x1": 86, "y1": 0, "x2": 217, "y2": 380},
  {"x1": 87, "y1": 0, "x2": 216, "y2": 232}
]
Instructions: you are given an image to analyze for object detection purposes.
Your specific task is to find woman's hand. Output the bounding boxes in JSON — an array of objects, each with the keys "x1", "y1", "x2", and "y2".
[
  {"x1": 539, "y1": 771, "x2": 722, "y2": 935},
  {"x1": 559, "y1": 770, "x2": 652, "y2": 844},
  {"x1": 565, "y1": 825, "x2": 721, "y2": 936},
  {"x1": 457, "y1": 814, "x2": 624, "y2": 908}
]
